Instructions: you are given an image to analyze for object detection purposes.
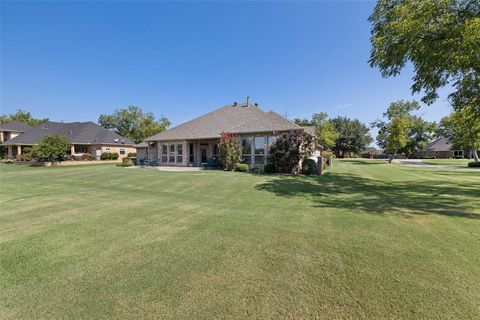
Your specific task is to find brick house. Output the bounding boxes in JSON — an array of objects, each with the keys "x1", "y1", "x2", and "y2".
[
  {"x1": 138, "y1": 102, "x2": 315, "y2": 167},
  {"x1": 415, "y1": 137, "x2": 471, "y2": 159},
  {"x1": 4, "y1": 121, "x2": 136, "y2": 159}
]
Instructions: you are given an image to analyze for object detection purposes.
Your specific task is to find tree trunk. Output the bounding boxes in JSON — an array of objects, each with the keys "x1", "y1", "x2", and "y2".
[
  {"x1": 473, "y1": 149, "x2": 479, "y2": 162},
  {"x1": 388, "y1": 150, "x2": 397, "y2": 164}
]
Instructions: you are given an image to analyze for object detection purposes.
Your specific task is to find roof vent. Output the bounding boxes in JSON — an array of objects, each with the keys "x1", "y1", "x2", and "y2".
[
  {"x1": 233, "y1": 102, "x2": 237, "y2": 106},
  {"x1": 114, "y1": 138, "x2": 119, "y2": 143},
  {"x1": 254, "y1": 103, "x2": 258, "y2": 107}
]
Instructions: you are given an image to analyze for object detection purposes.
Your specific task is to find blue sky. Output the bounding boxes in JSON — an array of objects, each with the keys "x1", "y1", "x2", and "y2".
[{"x1": 1, "y1": 1, "x2": 452, "y2": 140}]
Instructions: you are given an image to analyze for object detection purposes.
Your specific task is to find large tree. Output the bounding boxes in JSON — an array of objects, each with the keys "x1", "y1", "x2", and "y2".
[
  {"x1": 0, "y1": 109, "x2": 48, "y2": 126},
  {"x1": 374, "y1": 101, "x2": 436, "y2": 159},
  {"x1": 330, "y1": 117, "x2": 372, "y2": 158},
  {"x1": 369, "y1": 0, "x2": 480, "y2": 113},
  {"x1": 437, "y1": 106, "x2": 480, "y2": 161},
  {"x1": 98, "y1": 106, "x2": 170, "y2": 144},
  {"x1": 294, "y1": 112, "x2": 339, "y2": 150}
]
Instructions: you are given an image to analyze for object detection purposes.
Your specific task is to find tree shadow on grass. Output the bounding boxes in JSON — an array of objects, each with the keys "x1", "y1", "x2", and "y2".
[
  {"x1": 255, "y1": 172, "x2": 480, "y2": 219},
  {"x1": 338, "y1": 159, "x2": 388, "y2": 165}
]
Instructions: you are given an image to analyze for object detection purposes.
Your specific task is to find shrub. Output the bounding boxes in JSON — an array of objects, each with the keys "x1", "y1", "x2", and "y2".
[
  {"x1": 468, "y1": 161, "x2": 480, "y2": 167},
  {"x1": 81, "y1": 153, "x2": 93, "y2": 161},
  {"x1": 264, "y1": 163, "x2": 275, "y2": 173},
  {"x1": 268, "y1": 131, "x2": 316, "y2": 173},
  {"x1": 220, "y1": 132, "x2": 241, "y2": 171},
  {"x1": 17, "y1": 153, "x2": 32, "y2": 161},
  {"x1": 101, "y1": 152, "x2": 111, "y2": 160},
  {"x1": 235, "y1": 163, "x2": 249, "y2": 172},
  {"x1": 118, "y1": 157, "x2": 134, "y2": 167},
  {"x1": 302, "y1": 159, "x2": 317, "y2": 175},
  {"x1": 31, "y1": 134, "x2": 70, "y2": 161},
  {"x1": 127, "y1": 152, "x2": 136, "y2": 158},
  {"x1": 251, "y1": 166, "x2": 262, "y2": 174},
  {"x1": 101, "y1": 152, "x2": 119, "y2": 160}
]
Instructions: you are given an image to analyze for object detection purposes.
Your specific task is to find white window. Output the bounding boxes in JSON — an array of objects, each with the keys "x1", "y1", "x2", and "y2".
[
  {"x1": 254, "y1": 136, "x2": 266, "y2": 165},
  {"x1": 176, "y1": 144, "x2": 183, "y2": 163},
  {"x1": 119, "y1": 148, "x2": 126, "y2": 155},
  {"x1": 161, "y1": 145, "x2": 168, "y2": 162},
  {"x1": 241, "y1": 137, "x2": 252, "y2": 164},
  {"x1": 169, "y1": 144, "x2": 175, "y2": 163}
]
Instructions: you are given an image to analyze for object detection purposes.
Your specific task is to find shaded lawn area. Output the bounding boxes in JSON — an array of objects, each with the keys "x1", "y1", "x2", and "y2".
[{"x1": 0, "y1": 161, "x2": 479, "y2": 319}]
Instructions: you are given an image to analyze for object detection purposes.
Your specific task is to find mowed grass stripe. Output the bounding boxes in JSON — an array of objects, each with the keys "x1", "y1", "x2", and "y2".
[{"x1": 0, "y1": 161, "x2": 479, "y2": 319}]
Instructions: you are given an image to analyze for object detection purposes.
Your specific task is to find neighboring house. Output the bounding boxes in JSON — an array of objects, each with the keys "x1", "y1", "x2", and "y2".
[
  {"x1": 416, "y1": 137, "x2": 470, "y2": 159},
  {"x1": 142, "y1": 102, "x2": 311, "y2": 167},
  {"x1": 4, "y1": 121, "x2": 136, "y2": 159},
  {"x1": 0, "y1": 121, "x2": 32, "y2": 144}
]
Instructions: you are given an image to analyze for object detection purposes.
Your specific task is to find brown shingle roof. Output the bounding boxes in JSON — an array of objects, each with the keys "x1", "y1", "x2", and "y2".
[
  {"x1": 425, "y1": 137, "x2": 452, "y2": 151},
  {"x1": 4, "y1": 121, "x2": 135, "y2": 146},
  {"x1": 146, "y1": 103, "x2": 302, "y2": 141},
  {"x1": 0, "y1": 120, "x2": 32, "y2": 132}
]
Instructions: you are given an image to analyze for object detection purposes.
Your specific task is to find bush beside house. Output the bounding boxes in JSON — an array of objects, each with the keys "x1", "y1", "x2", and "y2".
[
  {"x1": 31, "y1": 135, "x2": 70, "y2": 162},
  {"x1": 101, "y1": 152, "x2": 119, "y2": 160},
  {"x1": 268, "y1": 131, "x2": 316, "y2": 174},
  {"x1": 219, "y1": 132, "x2": 241, "y2": 171},
  {"x1": 302, "y1": 159, "x2": 317, "y2": 175},
  {"x1": 235, "y1": 163, "x2": 249, "y2": 172}
]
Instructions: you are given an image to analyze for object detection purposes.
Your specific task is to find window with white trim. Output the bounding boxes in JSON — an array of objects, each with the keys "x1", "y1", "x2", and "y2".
[
  {"x1": 241, "y1": 137, "x2": 252, "y2": 164},
  {"x1": 254, "y1": 136, "x2": 266, "y2": 165},
  {"x1": 176, "y1": 144, "x2": 183, "y2": 163},
  {"x1": 161, "y1": 145, "x2": 168, "y2": 162},
  {"x1": 169, "y1": 144, "x2": 175, "y2": 163}
]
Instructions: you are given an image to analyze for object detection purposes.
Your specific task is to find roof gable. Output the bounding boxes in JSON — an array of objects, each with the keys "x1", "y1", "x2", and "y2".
[
  {"x1": 426, "y1": 137, "x2": 452, "y2": 151},
  {"x1": 146, "y1": 103, "x2": 301, "y2": 141},
  {"x1": 0, "y1": 120, "x2": 32, "y2": 132}
]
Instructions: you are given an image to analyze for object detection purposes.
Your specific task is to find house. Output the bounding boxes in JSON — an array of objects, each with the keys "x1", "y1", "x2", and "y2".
[
  {"x1": 141, "y1": 102, "x2": 310, "y2": 167},
  {"x1": 4, "y1": 121, "x2": 136, "y2": 159},
  {"x1": 0, "y1": 121, "x2": 32, "y2": 144},
  {"x1": 416, "y1": 137, "x2": 470, "y2": 159}
]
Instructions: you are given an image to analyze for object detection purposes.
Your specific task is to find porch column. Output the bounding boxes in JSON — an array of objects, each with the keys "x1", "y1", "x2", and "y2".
[
  {"x1": 182, "y1": 141, "x2": 188, "y2": 165},
  {"x1": 71, "y1": 145, "x2": 75, "y2": 155},
  {"x1": 7, "y1": 145, "x2": 12, "y2": 158},
  {"x1": 17, "y1": 146, "x2": 22, "y2": 156},
  {"x1": 0, "y1": 131, "x2": 3, "y2": 143}
]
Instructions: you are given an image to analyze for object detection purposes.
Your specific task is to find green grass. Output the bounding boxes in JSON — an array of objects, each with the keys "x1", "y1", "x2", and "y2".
[
  {"x1": 422, "y1": 158, "x2": 473, "y2": 166},
  {"x1": 1, "y1": 161, "x2": 479, "y2": 319}
]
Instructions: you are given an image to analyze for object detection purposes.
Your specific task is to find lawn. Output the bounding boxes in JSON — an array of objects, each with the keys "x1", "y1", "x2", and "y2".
[
  {"x1": 1, "y1": 160, "x2": 479, "y2": 319},
  {"x1": 422, "y1": 158, "x2": 473, "y2": 166}
]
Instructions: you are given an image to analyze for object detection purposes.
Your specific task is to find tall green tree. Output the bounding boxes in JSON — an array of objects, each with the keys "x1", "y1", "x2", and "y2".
[
  {"x1": 373, "y1": 101, "x2": 431, "y2": 162},
  {"x1": 369, "y1": 0, "x2": 480, "y2": 113},
  {"x1": 0, "y1": 109, "x2": 48, "y2": 126},
  {"x1": 98, "y1": 106, "x2": 170, "y2": 144},
  {"x1": 330, "y1": 117, "x2": 372, "y2": 158},
  {"x1": 437, "y1": 106, "x2": 480, "y2": 161},
  {"x1": 295, "y1": 112, "x2": 339, "y2": 150},
  {"x1": 401, "y1": 116, "x2": 437, "y2": 157}
]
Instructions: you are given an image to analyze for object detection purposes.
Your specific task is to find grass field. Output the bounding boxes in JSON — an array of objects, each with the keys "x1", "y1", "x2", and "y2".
[
  {"x1": 422, "y1": 158, "x2": 473, "y2": 166},
  {"x1": 1, "y1": 160, "x2": 479, "y2": 319}
]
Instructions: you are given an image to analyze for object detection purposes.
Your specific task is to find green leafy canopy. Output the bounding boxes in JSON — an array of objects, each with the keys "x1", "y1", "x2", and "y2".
[
  {"x1": 369, "y1": 0, "x2": 480, "y2": 113},
  {"x1": 98, "y1": 106, "x2": 170, "y2": 144}
]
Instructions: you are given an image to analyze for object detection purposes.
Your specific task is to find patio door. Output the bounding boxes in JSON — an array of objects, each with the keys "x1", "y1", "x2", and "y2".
[{"x1": 200, "y1": 145, "x2": 208, "y2": 163}]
